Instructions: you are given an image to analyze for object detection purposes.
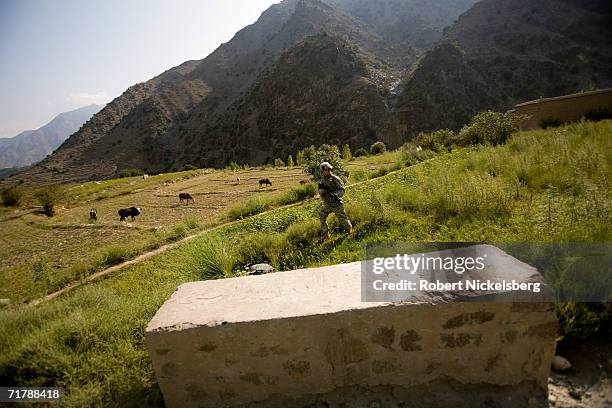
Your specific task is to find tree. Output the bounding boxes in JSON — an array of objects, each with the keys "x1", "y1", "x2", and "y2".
[
  {"x1": 354, "y1": 147, "x2": 369, "y2": 157},
  {"x1": 302, "y1": 144, "x2": 347, "y2": 181},
  {"x1": 1, "y1": 185, "x2": 22, "y2": 207},
  {"x1": 457, "y1": 111, "x2": 526, "y2": 146},
  {"x1": 342, "y1": 144, "x2": 352, "y2": 161},
  {"x1": 370, "y1": 141, "x2": 386, "y2": 155},
  {"x1": 296, "y1": 150, "x2": 305, "y2": 166},
  {"x1": 287, "y1": 155, "x2": 294, "y2": 167},
  {"x1": 35, "y1": 185, "x2": 63, "y2": 217}
]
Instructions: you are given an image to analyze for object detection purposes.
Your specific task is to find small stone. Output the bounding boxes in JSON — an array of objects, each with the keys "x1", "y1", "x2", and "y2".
[
  {"x1": 552, "y1": 355, "x2": 572, "y2": 372},
  {"x1": 569, "y1": 388, "x2": 583, "y2": 400},
  {"x1": 247, "y1": 263, "x2": 275, "y2": 275}
]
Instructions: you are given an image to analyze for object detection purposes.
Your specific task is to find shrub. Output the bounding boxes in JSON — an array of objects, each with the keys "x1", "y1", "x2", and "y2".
[
  {"x1": 302, "y1": 144, "x2": 347, "y2": 181},
  {"x1": 354, "y1": 147, "x2": 369, "y2": 157},
  {"x1": 285, "y1": 219, "x2": 320, "y2": 247},
  {"x1": 224, "y1": 195, "x2": 272, "y2": 220},
  {"x1": 226, "y1": 161, "x2": 241, "y2": 171},
  {"x1": 99, "y1": 245, "x2": 130, "y2": 266},
  {"x1": 181, "y1": 164, "x2": 198, "y2": 171},
  {"x1": 117, "y1": 168, "x2": 144, "y2": 178},
  {"x1": 557, "y1": 302, "x2": 612, "y2": 340},
  {"x1": 585, "y1": 107, "x2": 612, "y2": 122},
  {"x1": 187, "y1": 235, "x2": 236, "y2": 280},
  {"x1": 274, "y1": 158, "x2": 285, "y2": 167},
  {"x1": 370, "y1": 141, "x2": 387, "y2": 154},
  {"x1": 349, "y1": 168, "x2": 368, "y2": 183},
  {"x1": 236, "y1": 233, "x2": 291, "y2": 269},
  {"x1": 457, "y1": 111, "x2": 525, "y2": 146},
  {"x1": 342, "y1": 144, "x2": 352, "y2": 161},
  {"x1": 413, "y1": 129, "x2": 456, "y2": 152},
  {"x1": 295, "y1": 150, "x2": 306, "y2": 166},
  {"x1": 287, "y1": 155, "x2": 294, "y2": 167},
  {"x1": 540, "y1": 117, "x2": 562, "y2": 129},
  {"x1": 1, "y1": 185, "x2": 22, "y2": 207},
  {"x1": 34, "y1": 185, "x2": 63, "y2": 216}
]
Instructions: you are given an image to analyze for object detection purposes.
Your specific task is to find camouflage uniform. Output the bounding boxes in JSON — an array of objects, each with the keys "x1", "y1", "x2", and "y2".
[{"x1": 319, "y1": 174, "x2": 352, "y2": 235}]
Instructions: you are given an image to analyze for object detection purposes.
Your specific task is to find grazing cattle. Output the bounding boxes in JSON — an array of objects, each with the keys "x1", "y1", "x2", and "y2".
[
  {"x1": 89, "y1": 208, "x2": 97, "y2": 221},
  {"x1": 118, "y1": 207, "x2": 142, "y2": 221},
  {"x1": 143, "y1": 174, "x2": 149, "y2": 180},
  {"x1": 259, "y1": 178, "x2": 272, "y2": 187},
  {"x1": 179, "y1": 192, "x2": 194, "y2": 204},
  {"x1": 236, "y1": 177, "x2": 241, "y2": 184}
]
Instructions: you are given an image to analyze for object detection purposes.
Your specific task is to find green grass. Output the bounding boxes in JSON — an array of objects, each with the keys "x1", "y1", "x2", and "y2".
[
  {"x1": 0, "y1": 120, "x2": 610, "y2": 406},
  {"x1": 223, "y1": 182, "x2": 317, "y2": 220}
]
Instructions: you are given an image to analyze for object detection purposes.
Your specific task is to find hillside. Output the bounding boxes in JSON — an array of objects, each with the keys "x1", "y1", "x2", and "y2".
[
  {"x1": 1, "y1": 120, "x2": 610, "y2": 406},
  {"x1": 9, "y1": 0, "x2": 476, "y2": 185},
  {"x1": 397, "y1": 0, "x2": 612, "y2": 133},
  {"x1": 0, "y1": 104, "x2": 102, "y2": 169}
]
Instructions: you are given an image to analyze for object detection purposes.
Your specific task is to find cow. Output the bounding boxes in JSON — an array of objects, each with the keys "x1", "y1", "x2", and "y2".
[
  {"x1": 143, "y1": 174, "x2": 149, "y2": 180},
  {"x1": 179, "y1": 193, "x2": 194, "y2": 204},
  {"x1": 259, "y1": 178, "x2": 272, "y2": 187},
  {"x1": 118, "y1": 207, "x2": 142, "y2": 221},
  {"x1": 236, "y1": 177, "x2": 241, "y2": 185},
  {"x1": 89, "y1": 208, "x2": 97, "y2": 221}
]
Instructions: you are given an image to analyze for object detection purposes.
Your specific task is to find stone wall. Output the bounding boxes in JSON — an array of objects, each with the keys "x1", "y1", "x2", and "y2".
[
  {"x1": 512, "y1": 88, "x2": 612, "y2": 130},
  {"x1": 146, "y1": 246, "x2": 557, "y2": 407}
]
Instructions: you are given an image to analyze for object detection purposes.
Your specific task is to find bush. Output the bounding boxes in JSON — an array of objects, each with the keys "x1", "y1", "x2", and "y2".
[
  {"x1": 302, "y1": 144, "x2": 347, "y2": 181},
  {"x1": 99, "y1": 245, "x2": 130, "y2": 266},
  {"x1": 370, "y1": 141, "x2": 387, "y2": 155},
  {"x1": 557, "y1": 302, "x2": 612, "y2": 340},
  {"x1": 342, "y1": 144, "x2": 352, "y2": 161},
  {"x1": 187, "y1": 235, "x2": 236, "y2": 280},
  {"x1": 287, "y1": 155, "x2": 294, "y2": 167},
  {"x1": 585, "y1": 107, "x2": 612, "y2": 122},
  {"x1": 236, "y1": 233, "x2": 291, "y2": 269},
  {"x1": 1, "y1": 185, "x2": 22, "y2": 207},
  {"x1": 34, "y1": 185, "x2": 63, "y2": 216},
  {"x1": 285, "y1": 219, "x2": 320, "y2": 247},
  {"x1": 225, "y1": 161, "x2": 241, "y2": 171},
  {"x1": 274, "y1": 158, "x2": 285, "y2": 167},
  {"x1": 117, "y1": 168, "x2": 144, "y2": 178},
  {"x1": 224, "y1": 195, "x2": 272, "y2": 220},
  {"x1": 181, "y1": 164, "x2": 198, "y2": 171},
  {"x1": 540, "y1": 116, "x2": 562, "y2": 129},
  {"x1": 354, "y1": 148, "x2": 369, "y2": 157},
  {"x1": 413, "y1": 129, "x2": 456, "y2": 152},
  {"x1": 457, "y1": 111, "x2": 525, "y2": 146}
]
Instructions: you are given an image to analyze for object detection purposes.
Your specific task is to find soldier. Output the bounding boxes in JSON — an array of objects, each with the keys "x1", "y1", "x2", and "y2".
[{"x1": 318, "y1": 161, "x2": 352, "y2": 241}]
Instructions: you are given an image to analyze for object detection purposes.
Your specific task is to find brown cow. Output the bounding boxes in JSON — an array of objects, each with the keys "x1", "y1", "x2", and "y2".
[
  {"x1": 179, "y1": 192, "x2": 194, "y2": 204},
  {"x1": 259, "y1": 178, "x2": 272, "y2": 187}
]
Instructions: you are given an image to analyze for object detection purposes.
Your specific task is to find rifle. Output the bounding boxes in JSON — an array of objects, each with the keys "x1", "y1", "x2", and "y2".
[{"x1": 318, "y1": 183, "x2": 342, "y2": 206}]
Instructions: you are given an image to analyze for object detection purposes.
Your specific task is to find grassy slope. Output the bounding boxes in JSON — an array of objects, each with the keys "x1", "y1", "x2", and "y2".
[{"x1": 0, "y1": 120, "x2": 610, "y2": 406}]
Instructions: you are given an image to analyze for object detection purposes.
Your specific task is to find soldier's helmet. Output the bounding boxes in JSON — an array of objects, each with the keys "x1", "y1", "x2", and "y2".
[{"x1": 320, "y1": 162, "x2": 333, "y2": 171}]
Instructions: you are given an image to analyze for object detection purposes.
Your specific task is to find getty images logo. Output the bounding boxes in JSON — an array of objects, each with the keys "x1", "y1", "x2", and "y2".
[{"x1": 371, "y1": 253, "x2": 487, "y2": 275}]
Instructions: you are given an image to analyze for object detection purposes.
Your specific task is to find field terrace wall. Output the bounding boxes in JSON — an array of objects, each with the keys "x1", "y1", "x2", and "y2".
[
  {"x1": 146, "y1": 245, "x2": 557, "y2": 408},
  {"x1": 512, "y1": 87, "x2": 612, "y2": 130}
]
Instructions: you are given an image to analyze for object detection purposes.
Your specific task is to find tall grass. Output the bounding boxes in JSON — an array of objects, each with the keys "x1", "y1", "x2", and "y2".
[{"x1": 224, "y1": 183, "x2": 317, "y2": 220}]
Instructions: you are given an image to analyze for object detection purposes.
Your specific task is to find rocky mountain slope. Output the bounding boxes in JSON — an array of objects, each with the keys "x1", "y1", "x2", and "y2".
[
  {"x1": 10, "y1": 0, "x2": 611, "y2": 185},
  {"x1": 397, "y1": 0, "x2": 612, "y2": 133},
  {"x1": 0, "y1": 104, "x2": 102, "y2": 169}
]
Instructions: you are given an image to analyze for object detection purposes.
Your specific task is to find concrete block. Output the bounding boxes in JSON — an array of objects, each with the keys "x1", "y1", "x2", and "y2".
[{"x1": 146, "y1": 245, "x2": 557, "y2": 407}]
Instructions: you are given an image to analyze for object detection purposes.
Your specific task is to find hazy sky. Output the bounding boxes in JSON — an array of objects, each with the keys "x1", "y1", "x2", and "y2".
[{"x1": 0, "y1": 0, "x2": 279, "y2": 137}]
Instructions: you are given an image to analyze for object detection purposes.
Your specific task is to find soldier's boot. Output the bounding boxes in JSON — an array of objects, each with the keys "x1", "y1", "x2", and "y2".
[{"x1": 346, "y1": 221, "x2": 353, "y2": 235}]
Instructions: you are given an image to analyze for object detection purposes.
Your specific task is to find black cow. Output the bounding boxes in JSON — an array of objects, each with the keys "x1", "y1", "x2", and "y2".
[
  {"x1": 89, "y1": 208, "x2": 97, "y2": 221},
  {"x1": 118, "y1": 206, "x2": 142, "y2": 221},
  {"x1": 259, "y1": 178, "x2": 272, "y2": 187},
  {"x1": 179, "y1": 192, "x2": 193, "y2": 204}
]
